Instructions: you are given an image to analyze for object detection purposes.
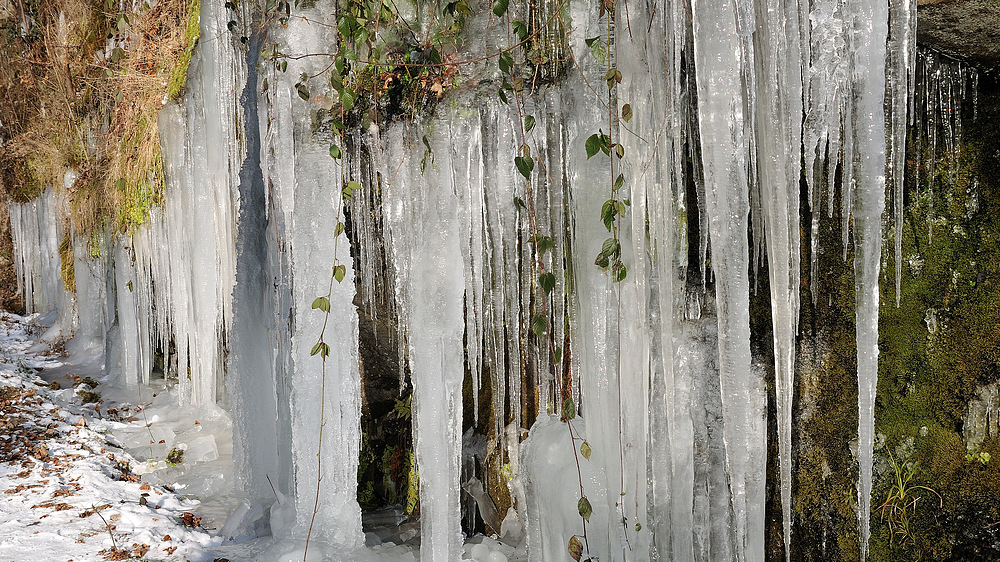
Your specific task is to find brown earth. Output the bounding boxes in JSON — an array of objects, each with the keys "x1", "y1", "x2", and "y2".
[{"x1": 918, "y1": 0, "x2": 1000, "y2": 67}]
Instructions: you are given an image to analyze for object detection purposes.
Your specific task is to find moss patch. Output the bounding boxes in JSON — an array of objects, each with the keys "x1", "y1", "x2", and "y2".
[
  {"x1": 166, "y1": 0, "x2": 200, "y2": 101},
  {"x1": 868, "y1": 65, "x2": 1000, "y2": 560}
]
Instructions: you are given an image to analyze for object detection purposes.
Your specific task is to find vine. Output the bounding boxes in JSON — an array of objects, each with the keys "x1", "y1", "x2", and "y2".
[{"x1": 260, "y1": 0, "x2": 643, "y2": 558}]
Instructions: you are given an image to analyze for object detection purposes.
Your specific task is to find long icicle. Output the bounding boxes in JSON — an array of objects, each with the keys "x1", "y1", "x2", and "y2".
[{"x1": 852, "y1": 0, "x2": 889, "y2": 559}]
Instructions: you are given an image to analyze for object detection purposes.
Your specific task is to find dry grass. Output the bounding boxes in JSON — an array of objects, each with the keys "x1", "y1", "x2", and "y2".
[{"x1": 0, "y1": 0, "x2": 198, "y2": 235}]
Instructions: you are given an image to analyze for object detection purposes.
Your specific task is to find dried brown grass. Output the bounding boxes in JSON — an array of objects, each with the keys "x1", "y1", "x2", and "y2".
[{"x1": 0, "y1": 0, "x2": 196, "y2": 234}]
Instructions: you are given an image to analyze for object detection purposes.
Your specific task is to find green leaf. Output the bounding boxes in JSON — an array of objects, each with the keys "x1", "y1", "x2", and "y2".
[
  {"x1": 539, "y1": 272, "x2": 556, "y2": 294},
  {"x1": 613, "y1": 173, "x2": 624, "y2": 192},
  {"x1": 498, "y1": 87, "x2": 508, "y2": 103},
  {"x1": 585, "y1": 134, "x2": 601, "y2": 159},
  {"x1": 311, "y1": 296, "x2": 331, "y2": 313},
  {"x1": 530, "y1": 234, "x2": 554, "y2": 255},
  {"x1": 622, "y1": 103, "x2": 633, "y2": 122},
  {"x1": 601, "y1": 237, "x2": 620, "y2": 259},
  {"x1": 338, "y1": 16, "x2": 355, "y2": 37},
  {"x1": 514, "y1": 156, "x2": 534, "y2": 180},
  {"x1": 584, "y1": 36, "x2": 607, "y2": 64},
  {"x1": 310, "y1": 341, "x2": 330, "y2": 357},
  {"x1": 513, "y1": 196, "x2": 526, "y2": 211},
  {"x1": 295, "y1": 82, "x2": 310, "y2": 101},
  {"x1": 580, "y1": 440, "x2": 592, "y2": 460},
  {"x1": 614, "y1": 200, "x2": 627, "y2": 217},
  {"x1": 492, "y1": 0, "x2": 509, "y2": 17},
  {"x1": 334, "y1": 222, "x2": 345, "y2": 236},
  {"x1": 578, "y1": 496, "x2": 593, "y2": 522},
  {"x1": 568, "y1": 535, "x2": 583, "y2": 561},
  {"x1": 524, "y1": 115, "x2": 535, "y2": 133},
  {"x1": 562, "y1": 397, "x2": 576, "y2": 420},
  {"x1": 553, "y1": 346, "x2": 562, "y2": 364},
  {"x1": 334, "y1": 264, "x2": 347, "y2": 283},
  {"x1": 601, "y1": 200, "x2": 616, "y2": 231},
  {"x1": 340, "y1": 88, "x2": 357, "y2": 112},
  {"x1": 512, "y1": 19, "x2": 528, "y2": 41},
  {"x1": 531, "y1": 314, "x2": 547, "y2": 339},
  {"x1": 615, "y1": 143, "x2": 625, "y2": 158},
  {"x1": 329, "y1": 144, "x2": 342, "y2": 159},
  {"x1": 343, "y1": 180, "x2": 362, "y2": 200},
  {"x1": 498, "y1": 51, "x2": 514, "y2": 75}
]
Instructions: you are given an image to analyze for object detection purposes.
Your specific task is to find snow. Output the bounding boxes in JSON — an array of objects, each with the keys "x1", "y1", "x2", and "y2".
[{"x1": 0, "y1": 312, "x2": 222, "y2": 562}]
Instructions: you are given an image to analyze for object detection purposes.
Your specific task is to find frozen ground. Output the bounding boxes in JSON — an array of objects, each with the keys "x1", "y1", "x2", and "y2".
[
  {"x1": 0, "y1": 311, "x2": 224, "y2": 561},
  {"x1": 0, "y1": 312, "x2": 526, "y2": 562}
]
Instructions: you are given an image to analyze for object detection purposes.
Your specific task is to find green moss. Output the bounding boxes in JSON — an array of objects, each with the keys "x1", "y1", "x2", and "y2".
[
  {"x1": 868, "y1": 70, "x2": 1000, "y2": 559},
  {"x1": 166, "y1": 0, "x2": 200, "y2": 101},
  {"x1": 792, "y1": 150, "x2": 864, "y2": 561}
]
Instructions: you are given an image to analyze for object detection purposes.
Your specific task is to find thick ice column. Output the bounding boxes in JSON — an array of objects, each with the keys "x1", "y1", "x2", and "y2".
[
  {"x1": 70, "y1": 233, "x2": 109, "y2": 355},
  {"x1": 751, "y1": 0, "x2": 803, "y2": 557},
  {"x1": 690, "y1": 0, "x2": 759, "y2": 558},
  {"x1": 382, "y1": 116, "x2": 466, "y2": 560},
  {"x1": 851, "y1": 1, "x2": 888, "y2": 559},
  {"x1": 109, "y1": 237, "x2": 144, "y2": 386},
  {"x1": 615, "y1": 0, "x2": 685, "y2": 555},
  {"x1": 260, "y1": 7, "x2": 363, "y2": 547},
  {"x1": 152, "y1": 0, "x2": 243, "y2": 405},
  {"x1": 227, "y1": 25, "x2": 294, "y2": 503}
]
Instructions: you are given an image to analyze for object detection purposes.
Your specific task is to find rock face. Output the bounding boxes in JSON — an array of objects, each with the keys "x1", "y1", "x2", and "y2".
[{"x1": 918, "y1": 0, "x2": 1000, "y2": 66}]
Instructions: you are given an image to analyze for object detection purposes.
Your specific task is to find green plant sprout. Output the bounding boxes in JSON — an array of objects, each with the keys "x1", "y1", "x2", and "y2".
[
  {"x1": 878, "y1": 449, "x2": 942, "y2": 547},
  {"x1": 166, "y1": 447, "x2": 185, "y2": 466}
]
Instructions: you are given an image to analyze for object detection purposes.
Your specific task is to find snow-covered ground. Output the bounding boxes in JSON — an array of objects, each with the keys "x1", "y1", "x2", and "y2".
[
  {"x1": 0, "y1": 312, "x2": 227, "y2": 562},
  {"x1": 0, "y1": 312, "x2": 527, "y2": 562}
]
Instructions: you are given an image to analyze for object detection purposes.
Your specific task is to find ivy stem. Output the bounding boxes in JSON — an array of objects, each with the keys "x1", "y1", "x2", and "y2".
[
  {"x1": 566, "y1": 419, "x2": 590, "y2": 553},
  {"x1": 303, "y1": 91, "x2": 348, "y2": 562}
]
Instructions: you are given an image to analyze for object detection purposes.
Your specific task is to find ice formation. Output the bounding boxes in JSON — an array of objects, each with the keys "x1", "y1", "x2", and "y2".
[{"x1": 5, "y1": 0, "x2": 919, "y2": 559}]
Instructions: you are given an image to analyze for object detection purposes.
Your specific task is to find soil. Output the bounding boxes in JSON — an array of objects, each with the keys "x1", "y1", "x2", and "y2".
[{"x1": 918, "y1": 0, "x2": 1000, "y2": 67}]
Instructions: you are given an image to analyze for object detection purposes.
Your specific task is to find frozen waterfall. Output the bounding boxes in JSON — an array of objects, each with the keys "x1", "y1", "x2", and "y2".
[{"x1": 5, "y1": 0, "x2": 917, "y2": 559}]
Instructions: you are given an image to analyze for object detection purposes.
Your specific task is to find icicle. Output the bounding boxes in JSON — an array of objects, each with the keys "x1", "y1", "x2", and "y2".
[
  {"x1": 383, "y1": 107, "x2": 487, "y2": 559},
  {"x1": 751, "y1": 0, "x2": 803, "y2": 556},
  {"x1": 851, "y1": 0, "x2": 889, "y2": 559},
  {"x1": 8, "y1": 188, "x2": 73, "y2": 321},
  {"x1": 690, "y1": 0, "x2": 757, "y2": 558},
  {"x1": 889, "y1": 0, "x2": 915, "y2": 307}
]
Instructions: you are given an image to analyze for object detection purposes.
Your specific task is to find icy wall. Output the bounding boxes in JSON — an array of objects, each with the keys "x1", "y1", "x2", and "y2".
[
  {"x1": 6, "y1": 0, "x2": 920, "y2": 559},
  {"x1": 9, "y1": 187, "x2": 74, "y2": 323}
]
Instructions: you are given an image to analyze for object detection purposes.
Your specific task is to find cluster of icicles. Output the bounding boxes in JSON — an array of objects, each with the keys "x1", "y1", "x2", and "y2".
[{"x1": 8, "y1": 0, "x2": 969, "y2": 560}]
